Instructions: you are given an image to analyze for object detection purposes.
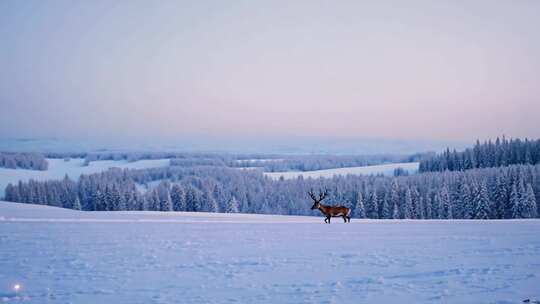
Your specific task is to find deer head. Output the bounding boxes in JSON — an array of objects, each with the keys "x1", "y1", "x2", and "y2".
[{"x1": 309, "y1": 188, "x2": 328, "y2": 210}]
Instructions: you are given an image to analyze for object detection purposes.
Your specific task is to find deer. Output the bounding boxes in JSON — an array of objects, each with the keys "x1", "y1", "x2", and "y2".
[{"x1": 309, "y1": 189, "x2": 351, "y2": 224}]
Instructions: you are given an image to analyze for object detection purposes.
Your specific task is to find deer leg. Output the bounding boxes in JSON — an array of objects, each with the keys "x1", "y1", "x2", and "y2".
[
  {"x1": 327, "y1": 216, "x2": 331, "y2": 224},
  {"x1": 343, "y1": 215, "x2": 347, "y2": 223},
  {"x1": 324, "y1": 217, "x2": 328, "y2": 224}
]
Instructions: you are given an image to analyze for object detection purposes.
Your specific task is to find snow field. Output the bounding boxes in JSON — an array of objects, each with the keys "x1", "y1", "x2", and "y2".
[{"x1": 0, "y1": 202, "x2": 539, "y2": 303}]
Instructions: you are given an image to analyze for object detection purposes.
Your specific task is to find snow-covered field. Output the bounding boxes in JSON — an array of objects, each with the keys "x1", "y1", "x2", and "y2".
[
  {"x1": 1, "y1": 202, "x2": 539, "y2": 303},
  {"x1": 264, "y1": 162, "x2": 419, "y2": 180},
  {"x1": 0, "y1": 158, "x2": 170, "y2": 197}
]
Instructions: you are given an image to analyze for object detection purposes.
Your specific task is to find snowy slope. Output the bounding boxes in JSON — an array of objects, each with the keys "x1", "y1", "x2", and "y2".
[
  {"x1": 1, "y1": 201, "x2": 539, "y2": 304},
  {"x1": 264, "y1": 162, "x2": 419, "y2": 180},
  {"x1": 0, "y1": 158, "x2": 170, "y2": 197}
]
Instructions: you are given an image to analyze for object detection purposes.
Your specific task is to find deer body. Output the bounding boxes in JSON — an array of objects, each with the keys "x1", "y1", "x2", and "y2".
[
  {"x1": 316, "y1": 203, "x2": 351, "y2": 224},
  {"x1": 309, "y1": 189, "x2": 351, "y2": 224}
]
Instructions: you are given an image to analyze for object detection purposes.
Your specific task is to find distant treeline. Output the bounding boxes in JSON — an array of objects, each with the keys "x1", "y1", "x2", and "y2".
[
  {"x1": 169, "y1": 158, "x2": 228, "y2": 167},
  {"x1": 0, "y1": 152, "x2": 48, "y2": 170},
  {"x1": 82, "y1": 152, "x2": 240, "y2": 165},
  {"x1": 5, "y1": 163, "x2": 538, "y2": 219},
  {"x1": 46, "y1": 150, "x2": 420, "y2": 172},
  {"x1": 45, "y1": 151, "x2": 280, "y2": 166},
  {"x1": 231, "y1": 154, "x2": 423, "y2": 172},
  {"x1": 419, "y1": 137, "x2": 540, "y2": 173}
]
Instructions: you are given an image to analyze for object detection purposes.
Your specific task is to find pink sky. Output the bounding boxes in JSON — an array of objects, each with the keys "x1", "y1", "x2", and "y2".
[{"x1": 0, "y1": 1, "x2": 539, "y2": 142}]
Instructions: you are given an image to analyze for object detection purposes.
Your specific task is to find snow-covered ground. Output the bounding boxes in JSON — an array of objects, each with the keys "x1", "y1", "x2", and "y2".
[
  {"x1": 0, "y1": 158, "x2": 170, "y2": 197},
  {"x1": 264, "y1": 162, "x2": 419, "y2": 180},
  {"x1": 1, "y1": 202, "x2": 539, "y2": 303}
]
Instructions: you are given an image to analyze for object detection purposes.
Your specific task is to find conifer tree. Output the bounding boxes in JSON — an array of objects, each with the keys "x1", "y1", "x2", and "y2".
[
  {"x1": 522, "y1": 183, "x2": 537, "y2": 218},
  {"x1": 170, "y1": 184, "x2": 186, "y2": 211},
  {"x1": 494, "y1": 173, "x2": 509, "y2": 219},
  {"x1": 354, "y1": 192, "x2": 366, "y2": 218},
  {"x1": 388, "y1": 179, "x2": 400, "y2": 218},
  {"x1": 366, "y1": 188, "x2": 379, "y2": 219},
  {"x1": 379, "y1": 193, "x2": 390, "y2": 219},
  {"x1": 460, "y1": 184, "x2": 473, "y2": 219},
  {"x1": 392, "y1": 202, "x2": 399, "y2": 219},
  {"x1": 403, "y1": 188, "x2": 413, "y2": 219},
  {"x1": 440, "y1": 185, "x2": 452, "y2": 219},
  {"x1": 226, "y1": 196, "x2": 239, "y2": 213},
  {"x1": 510, "y1": 183, "x2": 521, "y2": 218},
  {"x1": 424, "y1": 195, "x2": 432, "y2": 219},
  {"x1": 474, "y1": 182, "x2": 491, "y2": 219},
  {"x1": 72, "y1": 197, "x2": 82, "y2": 211}
]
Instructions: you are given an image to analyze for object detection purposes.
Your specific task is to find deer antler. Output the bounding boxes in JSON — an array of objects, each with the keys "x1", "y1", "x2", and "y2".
[
  {"x1": 308, "y1": 189, "x2": 318, "y2": 201},
  {"x1": 319, "y1": 188, "x2": 329, "y2": 201}
]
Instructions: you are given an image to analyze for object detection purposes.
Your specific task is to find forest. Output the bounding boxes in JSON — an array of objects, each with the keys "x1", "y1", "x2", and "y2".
[
  {"x1": 419, "y1": 137, "x2": 540, "y2": 172},
  {"x1": 3, "y1": 138, "x2": 539, "y2": 219},
  {"x1": 4, "y1": 163, "x2": 538, "y2": 219},
  {"x1": 0, "y1": 152, "x2": 48, "y2": 170},
  {"x1": 76, "y1": 151, "x2": 416, "y2": 172}
]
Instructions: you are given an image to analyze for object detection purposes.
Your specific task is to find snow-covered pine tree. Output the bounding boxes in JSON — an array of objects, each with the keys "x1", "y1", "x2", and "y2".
[
  {"x1": 4, "y1": 183, "x2": 15, "y2": 202},
  {"x1": 202, "y1": 187, "x2": 219, "y2": 212},
  {"x1": 410, "y1": 187, "x2": 421, "y2": 219},
  {"x1": 416, "y1": 196, "x2": 425, "y2": 219},
  {"x1": 379, "y1": 192, "x2": 390, "y2": 219},
  {"x1": 392, "y1": 201, "x2": 399, "y2": 219},
  {"x1": 185, "y1": 186, "x2": 201, "y2": 212},
  {"x1": 433, "y1": 193, "x2": 442, "y2": 219},
  {"x1": 157, "y1": 182, "x2": 173, "y2": 212},
  {"x1": 108, "y1": 185, "x2": 123, "y2": 211},
  {"x1": 95, "y1": 188, "x2": 106, "y2": 211},
  {"x1": 124, "y1": 192, "x2": 137, "y2": 211},
  {"x1": 460, "y1": 183, "x2": 473, "y2": 219},
  {"x1": 138, "y1": 195, "x2": 148, "y2": 211},
  {"x1": 388, "y1": 179, "x2": 400, "y2": 218},
  {"x1": 494, "y1": 172, "x2": 509, "y2": 219},
  {"x1": 226, "y1": 196, "x2": 239, "y2": 213},
  {"x1": 403, "y1": 187, "x2": 413, "y2": 219},
  {"x1": 258, "y1": 198, "x2": 272, "y2": 214},
  {"x1": 170, "y1": 184, "x2": 186, "y2": 211},
  {"x1": 354, "y1": 191, "x2": 366, "y2": 218},
  {"x1": 439, "y1": 185, "x2": 452, "y2": 219},
  {"x1": 212, "y1": 184, "x2": 226, "y2": 212},
  {"x1": 149, "y1": 189, "x2": 160, "y2": 211},
  {"x1": 72, "y1": 196, "x2": 82, "y2": 210},
  {"x1": 366, "y1": 188, "x2": 378, "y2": 219},
  {"x1": 103, "y1": 185, "x2": 113, "y2": 211},
  {"x1": 162, "y1": 189, "x2": 173, "y2": 212},
  {"x1": 521, "y1": 183, "x2": 537, "y2": 218},
  {"x1": 424, "y1": 194, "x2": 432, "y2": 219},
  {"x1": 510, "y1": 183, "x2": 521, "y2": 218},
  {"x1": 474, "y1": 182, "x2": 491, "y2": 219}
]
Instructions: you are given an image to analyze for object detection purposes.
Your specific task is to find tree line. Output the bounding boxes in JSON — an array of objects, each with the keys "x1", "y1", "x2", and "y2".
[
  {"x1": 4, "y1": 163, "x2": 538, "y2": 219},
  {"x1": 419, "y1": 137, "x2": 540, "y2": 173},
  {"x1": 0, "y1": 152, "x2": 48, "y2": 170},
  {"x1": 234, "y1": 154, "x2": 422, "y2": 172},
  {"x1": 44, "y1": 150, "x2": 418, "y2": 172}
]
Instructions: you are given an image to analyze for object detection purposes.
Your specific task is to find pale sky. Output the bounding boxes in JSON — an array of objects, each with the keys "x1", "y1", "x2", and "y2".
[{"x1": 1, "y1": 0, "x2": 539, "y2": 142}]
